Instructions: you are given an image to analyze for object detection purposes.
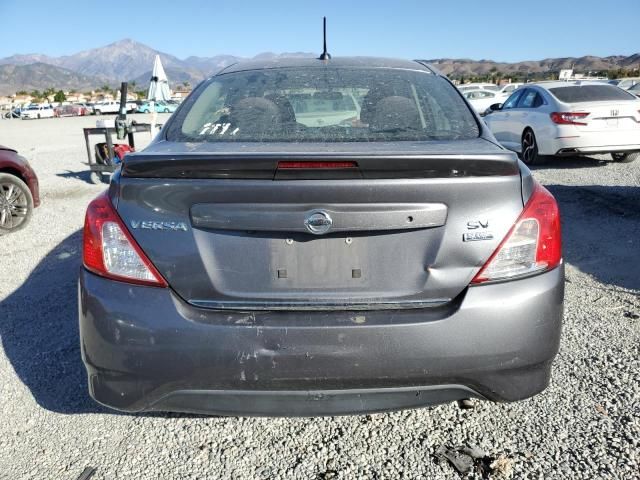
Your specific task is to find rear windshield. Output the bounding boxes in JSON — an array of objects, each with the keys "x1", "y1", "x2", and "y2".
[
  {"x1": 549, "y1": 85, "x2": 636, "y2": 103},
  {"x1": 166, "y1": 67, "x2": 480, "y2": 142}
]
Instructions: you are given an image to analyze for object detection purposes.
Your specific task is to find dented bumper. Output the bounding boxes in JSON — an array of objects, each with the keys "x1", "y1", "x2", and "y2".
[{"x1": 79, "y1": 265, "x2": 564, "y2": 416}]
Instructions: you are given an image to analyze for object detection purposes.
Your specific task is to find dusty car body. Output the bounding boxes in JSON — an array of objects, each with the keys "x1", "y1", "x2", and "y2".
[{"x1": 79, "y1": 57, "x2": 564, "y2": 416}]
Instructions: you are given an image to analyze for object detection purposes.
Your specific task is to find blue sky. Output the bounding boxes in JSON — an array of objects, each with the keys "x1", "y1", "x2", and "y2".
[{"x1": 1, "y1": 0, "x2": 637, "y2": 61}]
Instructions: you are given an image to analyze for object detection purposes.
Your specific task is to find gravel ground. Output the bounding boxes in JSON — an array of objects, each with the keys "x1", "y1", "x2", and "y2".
[{"x1": 0, "y1": 116, "x2": 638, "y2": 479}]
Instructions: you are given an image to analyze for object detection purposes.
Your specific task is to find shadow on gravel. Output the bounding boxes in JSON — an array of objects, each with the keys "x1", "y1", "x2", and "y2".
[
  {"x1": 56, "y1": 169, "x2": 99, "y2": 184},
  {"x1": 546, "y1": 184, "x2": 640, "y2": 291},
  {"x1": 0, "y1": 231, "x2": 208, "y2": 417},
  {"x1": 0, "y1": 230, "x2": 112, "y2": 414}
]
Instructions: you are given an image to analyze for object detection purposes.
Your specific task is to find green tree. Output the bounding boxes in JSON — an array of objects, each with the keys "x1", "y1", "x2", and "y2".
[
  {"x1": 54, "y1": 90, "x2": 66, "y2": 103},
  {"x1": 30, "y1": 90, "x2": 42, "y2": 100},
  {"x1": 16, "y1": 90, "x2": 28, "y2": 96}
]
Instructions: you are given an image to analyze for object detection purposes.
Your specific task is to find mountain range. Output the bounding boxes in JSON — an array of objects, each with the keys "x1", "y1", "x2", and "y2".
[{"x1": 0, "y1": 39, "x2": 638, "y2": 96}]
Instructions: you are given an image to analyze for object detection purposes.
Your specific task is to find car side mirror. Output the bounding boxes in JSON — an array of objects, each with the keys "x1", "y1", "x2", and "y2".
[{"x1": 489, "y1": 103, "x2": 503, "y2": 112}]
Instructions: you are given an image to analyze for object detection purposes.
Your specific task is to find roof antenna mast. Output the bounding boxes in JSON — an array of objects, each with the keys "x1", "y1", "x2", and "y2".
[{"x1": 318, "y1": 17, "x2": 331, "y2": 61}]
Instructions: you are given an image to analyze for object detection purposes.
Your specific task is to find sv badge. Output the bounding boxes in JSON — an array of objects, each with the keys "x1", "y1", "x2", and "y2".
[
  {"x1": 466, "y1": 220, "x2": 489, "y2": 230},
  {"x1": 464, "y1": 219, "x2": 493, "y2": 242}
]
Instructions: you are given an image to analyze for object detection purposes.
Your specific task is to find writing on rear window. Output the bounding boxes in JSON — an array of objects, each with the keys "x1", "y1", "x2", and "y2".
[{"x1": 167, "y1": 67, "x2": 480, "y2": 143}]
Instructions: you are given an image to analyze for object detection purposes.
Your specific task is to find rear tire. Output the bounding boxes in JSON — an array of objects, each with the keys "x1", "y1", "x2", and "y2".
[
  {"x1": 0, "y1": 173, "x2": 34, "y2": 235},
  {"x1": 611, "y1": 152, "x2": 639, "y2": 163},
  {"x1": 95, "y1": 110, "x2": 102, "y2": 115},
  {"x1": 520, "y1": 129, "x2": 544, "y2": 165}
]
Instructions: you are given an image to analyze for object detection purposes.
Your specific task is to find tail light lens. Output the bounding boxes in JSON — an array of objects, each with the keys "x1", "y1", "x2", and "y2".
[
  {"x1": 550, "y1": 111, "x2": 589, "y2": 126},
  {"x1": 471, "y1": 182, "x2": 561, "y2": 284},
  {"x1": 83, "y1": 192, "x2": 167, "y2": 287}
]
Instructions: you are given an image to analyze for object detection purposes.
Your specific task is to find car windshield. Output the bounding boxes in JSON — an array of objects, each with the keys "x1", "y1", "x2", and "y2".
[
  {"x1": 167, "y1": 67, "x2": 480, "y2": 142},
  {"x1": 549, "y1": 84, "x2": 636, "y2": 103}
]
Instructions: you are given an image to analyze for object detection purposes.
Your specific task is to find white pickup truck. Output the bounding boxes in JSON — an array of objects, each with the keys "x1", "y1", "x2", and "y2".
[
  {"x1": 93, "y1": 100, "x2": 137, "y2": 115},
  {"x1": 20, "y1": 104, "x2": 55, "y2": 119}
]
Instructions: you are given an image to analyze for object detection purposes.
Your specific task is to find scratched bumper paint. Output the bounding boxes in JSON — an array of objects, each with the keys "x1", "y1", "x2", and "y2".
[{"x1": 79, "y1": 265, "x2": 564, "y2": 416}]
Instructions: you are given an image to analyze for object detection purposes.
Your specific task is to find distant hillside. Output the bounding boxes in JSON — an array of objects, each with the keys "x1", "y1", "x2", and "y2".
[
  {"x1": 0, "y1": 63, "x2": 105, "y2": 96},
  {"x1": 0, "y1": 39, "x2": 317, "y2": 94},
  {"x1": 427, "y1": 54, "x2": 640, "y2": 79},
  {"x1": 0, "y1": 38, "x2": 638, "y2": 95}
]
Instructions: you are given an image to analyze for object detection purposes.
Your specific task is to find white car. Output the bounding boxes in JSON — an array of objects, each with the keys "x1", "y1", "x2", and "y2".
[
  {"x1": 484, "y1": 81, "x2": 640, "y2": 164},
  {"x1": 608, "y1": 78, "x2": 640, "y2": 90},
  {"x1": 458, "y1": 83, "x2": 499, "y2": 93},
  {"x1": 20, "y1": 104, "x2": 55, "y2": 119},
  {"x1": 94, "y1": 101, "x2": 137, "y2": 115},
  {"x1": 496, "y1": 83, "x2": 523, "y2": 96},
  {"x1": 462, "y1": 89, "x2": 503, "y2": 115}
]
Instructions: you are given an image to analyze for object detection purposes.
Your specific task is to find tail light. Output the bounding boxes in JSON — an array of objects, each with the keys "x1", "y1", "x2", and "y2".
[
  {"x1": 550, "y1": 112, "x2": 589, "y2": 126},
  {"x1": 83, "y1": 192, "x2": 167, "y2": 287},
  {"x1": 471, "y1": 182, "x2": 561, "y2": 284}
]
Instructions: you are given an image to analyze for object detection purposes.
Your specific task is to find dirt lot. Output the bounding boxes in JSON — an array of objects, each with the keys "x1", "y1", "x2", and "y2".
[{"x1": 0, "y1": 115, "x2": 638, "y2": 479}]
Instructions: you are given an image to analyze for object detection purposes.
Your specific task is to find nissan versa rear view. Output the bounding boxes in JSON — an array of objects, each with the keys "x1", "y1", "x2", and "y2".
[{"x1": 79, "y1": 57, "x2": 564, "y2": 416}]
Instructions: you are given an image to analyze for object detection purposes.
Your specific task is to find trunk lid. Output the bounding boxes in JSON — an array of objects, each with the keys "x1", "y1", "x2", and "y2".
[
  {"x1": 116, "y1": 139, "x2": 524, "y2": 310},
  {"x1": 566, "y1": 101, "x2": 640, "y2": 133}
]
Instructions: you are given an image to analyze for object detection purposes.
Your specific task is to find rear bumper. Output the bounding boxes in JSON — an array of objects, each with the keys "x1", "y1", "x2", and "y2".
[
  {"x1": 555, "y1": 143, "x2": 640, "y2": 156},
  {"x1": 79, "y1": 265, "x2": 564, "y2": 416},
  {"x1": 543, "y1": 130, "x2": 640, "y2": 156}
]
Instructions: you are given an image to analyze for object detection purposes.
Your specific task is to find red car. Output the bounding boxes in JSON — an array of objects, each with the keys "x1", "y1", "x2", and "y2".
[
  {"x1": 0, "y1": 145, "x2": 40, "y2": 234},
  {"x1": 54, "y1": 104, "x2": 89, "y2": 117}
]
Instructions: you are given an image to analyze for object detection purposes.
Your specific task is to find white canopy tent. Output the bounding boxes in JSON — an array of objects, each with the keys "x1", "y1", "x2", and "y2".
[
  {"x1": 147, "y1": 55, "x2": 171, "y2": 135},
  {"x1": 147, "y1": 55, "x2": 171, "y2": 101}
]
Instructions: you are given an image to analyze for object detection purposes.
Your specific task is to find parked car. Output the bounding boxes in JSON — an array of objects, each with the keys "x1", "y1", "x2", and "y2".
[
  {"x1": 136, "y1": 101, "x2": 178, "y2": 113},
  {"x1": 20, "y1": 104, "x2": 54, "y2": 119},
  {"x1": 3, "y1": 107, "x2": 23, "y2": 119},
  {"x1": 627, "y1": 83, "x2": 640, "y2": 97},
  {"x1": 462, "y1": 89, "x2": 503, "y2": 115},
  {"x1": 496, "y1": 83, "x2": 523, "y2": 96},
  {"x1": 0, "y1": 145, "x2": 40, "y2": 234},
  {"x1": 54, "y1": 104, "x2": 90, "y2": 117},
  {"x1": 84, "y1": 102, "x2": 97, "y2": 114},
  {"x1": 79, "y1": 57, "x2": 564, "y2": 416},
  {"x1": 484, "y1": 81, "x2": 640, "y2": 164},
  {"x1": 94, "y1": 100, "x2": 136, "y2": 115},
  {"x1": 93, "y1": 101, "x2": 119, "y2": 115},
  {"x1": 608, "y1": 78, "x2": 640, "y2": 90},
  {"x1": 76, "y1": 103, "x2": 95, "y2": 115},
  {"x1": 458, "y1": 83, "x2": 499, "y2": 93}
]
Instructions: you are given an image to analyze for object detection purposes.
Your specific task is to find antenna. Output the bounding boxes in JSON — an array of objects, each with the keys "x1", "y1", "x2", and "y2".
[{"x1": 318, "y1": 17, "x2": 331, "y2": 61}]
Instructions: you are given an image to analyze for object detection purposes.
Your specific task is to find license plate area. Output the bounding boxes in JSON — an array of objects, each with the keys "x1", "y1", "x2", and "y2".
[{"x1": 269, "y1": 234, "x2": 372, "y2": 289}]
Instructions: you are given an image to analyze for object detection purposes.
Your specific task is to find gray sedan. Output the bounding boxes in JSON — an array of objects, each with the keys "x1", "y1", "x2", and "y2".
[{"x1": 79, "y1": 57, "x2": 564, "y2": 416}]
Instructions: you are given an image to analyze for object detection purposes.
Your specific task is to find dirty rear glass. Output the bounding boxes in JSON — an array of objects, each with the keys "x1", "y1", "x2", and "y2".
[
  {"x1": 549, "y1": 85, "x2": 636, "y2": 103},
  {"x1": 167, "y1": 67, "x2": 480, "y2": 142}
]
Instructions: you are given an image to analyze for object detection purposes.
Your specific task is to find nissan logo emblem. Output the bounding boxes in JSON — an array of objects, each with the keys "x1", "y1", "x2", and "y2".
[{"x1": 304, "y1": 210, "x2": 333, "y2": 235}]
